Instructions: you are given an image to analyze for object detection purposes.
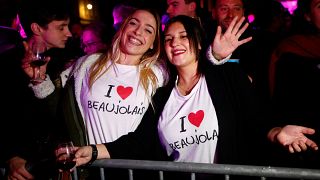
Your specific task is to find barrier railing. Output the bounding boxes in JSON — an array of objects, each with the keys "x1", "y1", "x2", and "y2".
[{"x1": 72, "y1": 159, "x2": 320, "y2": 180}]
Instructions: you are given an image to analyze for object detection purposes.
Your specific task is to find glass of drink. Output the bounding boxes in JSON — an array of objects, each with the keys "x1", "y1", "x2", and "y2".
[
  {"x1": 30, "y1": 40, "x2": 47, "y2": 83},
  {"x1": 55, "y1": 141, "x2": 76, "y2": 180}
]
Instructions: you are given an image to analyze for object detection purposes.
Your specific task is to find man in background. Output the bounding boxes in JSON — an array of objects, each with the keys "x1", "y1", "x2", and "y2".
[{"x1": 5, "y1": 0, "x2": 73, "y2": 179}]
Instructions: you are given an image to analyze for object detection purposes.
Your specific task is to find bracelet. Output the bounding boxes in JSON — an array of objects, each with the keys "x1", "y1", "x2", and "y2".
[{"x1": 87, "y1": 144, "x2": 98, "y2": 165}]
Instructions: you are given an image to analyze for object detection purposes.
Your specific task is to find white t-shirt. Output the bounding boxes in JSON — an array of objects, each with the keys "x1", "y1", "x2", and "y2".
[
  {"x1": 158, "y1": 75, "x2": 219, "y2": 163},
  {"x1": 80, "y1": 62, "x2": 164, "y2": 144}
]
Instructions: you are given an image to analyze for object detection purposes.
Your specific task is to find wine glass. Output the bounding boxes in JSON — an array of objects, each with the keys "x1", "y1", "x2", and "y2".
[
  {"x1": 30, "y1": 40, "x2": 47, "y2": 83},
  {"x1": 55, "y1": 141, "x2": 76, "y2": 180}
]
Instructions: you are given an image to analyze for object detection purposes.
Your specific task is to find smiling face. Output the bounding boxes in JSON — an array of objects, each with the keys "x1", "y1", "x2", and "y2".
[
  {"x1": 164, "y1": 21, "x2": 197, "y2": 69},
  {"x1": 119, "y1": 10, "x2": 157, "y2": 63}
]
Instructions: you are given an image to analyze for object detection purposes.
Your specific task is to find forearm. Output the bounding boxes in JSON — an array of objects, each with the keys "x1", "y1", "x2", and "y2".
[{"x1": 97, "y1": 144, "x2": 110, "y2": 159}]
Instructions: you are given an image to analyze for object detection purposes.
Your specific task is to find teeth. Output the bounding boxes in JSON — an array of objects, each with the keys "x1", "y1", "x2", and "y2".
[
  {"x1": 173, "y1": 50, "x2": 185, "y2": 55},
  {"x1": 129, "y1": 37, "x2": 142, "y2": 45}
]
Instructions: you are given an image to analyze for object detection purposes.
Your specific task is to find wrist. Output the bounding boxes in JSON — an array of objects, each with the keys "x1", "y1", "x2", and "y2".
[
  {"x1": 212, "y1": 52, "x2": 223, "y2": 61},
  {"x1": 87, "y1": 144, "x2": 98, "y2": 165},
  {"x1": 267, "y1": 127, "x2": 282, "y2": 143},
  {"x1": 211, "y1": 46, "x2": 224, "y2": 60}
]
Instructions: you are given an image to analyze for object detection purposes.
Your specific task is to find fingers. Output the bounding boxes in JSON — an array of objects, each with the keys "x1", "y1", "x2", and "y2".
[
  {"x1": 292, "y1": 142, "x2": 302, "y2": 152},
  {"x1": 225, "y1": 16, "x2": 238, "y2": 35},
  {"x1": 305, "y1": 139, "x2": 319, "y2": 151},
  {"x1": 232, "y1": 16, "x2": 245, "y2": 35},
  {"x1": 9, "y1": 169, "x2": 33, "y2": 180},
  {"x1": 214, "y1": 26, "x2": 222, "y2": 41},
  {"x1": 236, "y1": 22, "x2": 249, "y2": 38},
  {"x1": 288, "y1": 145, "x2": 294, "y2": 153},
  {"x1": 23, "y1": 41, "x2": 29, "y2": 52},
  {"x1": 238, "y1": 36, "x2": 252, "y2": 46},
  {"x1": 301, "y1": 127, "x2": 316, "y2": 135},
  {"x1": 298, "y1": 140, "x2": 308, "y2": 151}
]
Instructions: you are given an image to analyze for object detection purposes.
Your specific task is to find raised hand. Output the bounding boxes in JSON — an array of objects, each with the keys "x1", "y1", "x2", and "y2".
[
  {"x1": 276, "y1": 125, "x2": 318, "y2": 153},
  {"x1": 211, "y1": 16, "x2": 252, "y2": 60}
]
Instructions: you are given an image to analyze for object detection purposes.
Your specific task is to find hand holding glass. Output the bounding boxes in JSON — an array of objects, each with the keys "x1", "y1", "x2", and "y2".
[
  {"x1": 55, "y1": 141, "x2": 76, "y2": 180},
  {"x1": 30, "y1": 40, "x2": 47, "y2": 82}
]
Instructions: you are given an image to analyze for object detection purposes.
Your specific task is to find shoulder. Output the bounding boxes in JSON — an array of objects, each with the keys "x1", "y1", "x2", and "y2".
[
  {"x1": 72, "y1": 53, "x2": 102, "y2": 74},
  {"x1": 151, "y1": 62, "x2": 169, "y2": 87}
]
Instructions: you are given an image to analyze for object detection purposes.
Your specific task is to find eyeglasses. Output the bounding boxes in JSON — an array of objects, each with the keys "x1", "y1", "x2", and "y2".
[{"x1": 80, "y1": 41, "x2": 102, "y2": 49}]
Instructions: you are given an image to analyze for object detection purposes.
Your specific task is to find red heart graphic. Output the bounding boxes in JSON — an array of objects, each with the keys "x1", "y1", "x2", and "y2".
[
  {"x1": 188, "y1": 110, "x2": 204, "y2": 127},
  {"x1": 117, "y1": 86, "x2": 133, "y2": 100}
]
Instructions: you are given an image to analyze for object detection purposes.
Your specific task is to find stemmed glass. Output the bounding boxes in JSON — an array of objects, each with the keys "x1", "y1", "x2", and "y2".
[
  {"x1": 55, "y1": 141, "x2": 76, "y2": 180},
  {"x1": 30, "y1": 40, "x2": 47, "y2": 83}
]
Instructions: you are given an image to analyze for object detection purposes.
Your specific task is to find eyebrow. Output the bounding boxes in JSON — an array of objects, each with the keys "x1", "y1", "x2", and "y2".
[
  {"x1": 168, "y1": 0, "x2": 178, "y2": 5},
  {"x1": 218, "y1": 4, "x2": 243, "y2": 8},
  {"x1": 165, "y1": 30, "x2": 186, "y2": 36},
  {"x1": 131, "y1": 17, "x2": 156, "y2": 33}
]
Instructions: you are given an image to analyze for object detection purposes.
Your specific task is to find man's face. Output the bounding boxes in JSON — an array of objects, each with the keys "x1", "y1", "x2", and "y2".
[
  {"x1": 40, "y1": 19, "x2": 72, "y2": 49},
  {"x1": 212, "y1": 0, "x2": 244, "y2": 31},
  {"x1": 166, "y1": 0, "x2": 195, "y2": 18}
]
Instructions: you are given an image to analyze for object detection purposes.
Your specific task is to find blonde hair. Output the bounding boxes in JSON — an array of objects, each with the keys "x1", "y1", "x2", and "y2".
[{"x1": 88, "y1": 8, "x2": 162, "y2": 101}]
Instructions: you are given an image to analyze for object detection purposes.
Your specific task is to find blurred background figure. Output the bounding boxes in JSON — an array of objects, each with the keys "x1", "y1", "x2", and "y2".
[
  {"x1": 249, "y1": 0, "x2": 292, "y2": 102},
  {"x1": 112, "y1": 2, "x2": 136, "y2": 31},
  {"x1": 5, "y1": 0, "x2": 74, "y2": 179},
  {"x1": 165, "y1": 0, "x2": 213, "y2": 37},
  {"x1": 65, "y1": 21, "x2": 85, "y2": 60},
  {"x1": 80, "y1": 21, "x2": 111, "y2": 55},
  {"x1": 267, "y1": 0, "x2": 320, "y2": 170},
  {"x1": 0, "y1": 0, "x2": 25, "y2": 178},
  {"x1": 210, "y1": 0, "x2": 255, "y2": 80}
]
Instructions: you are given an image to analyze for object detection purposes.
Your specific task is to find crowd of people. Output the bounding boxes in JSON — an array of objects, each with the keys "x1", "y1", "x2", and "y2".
[{"x1": 0, "y1": 0, "x2": 319, "y2": 179}]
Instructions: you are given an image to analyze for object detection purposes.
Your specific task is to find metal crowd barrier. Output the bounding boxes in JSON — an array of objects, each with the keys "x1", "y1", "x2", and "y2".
[{"x1": 71, "y1": 159, "x2": 320, "y2": 180}]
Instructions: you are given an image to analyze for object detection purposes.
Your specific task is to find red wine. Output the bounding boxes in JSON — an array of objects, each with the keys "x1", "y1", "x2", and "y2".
[
  {"x1": 30, "y1": 60, "x2": 46, "y2": 67},
  {"x1": 56, "y1": 158, "x2": 76, "y2": 171}
]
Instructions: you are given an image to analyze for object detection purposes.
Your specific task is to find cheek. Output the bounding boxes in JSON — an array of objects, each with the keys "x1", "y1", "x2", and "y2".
[
  {"x1": 164, "y1": 46, "x2": 171, "y2": 57},
  {"x1": 146, "y1": 36, "x2": 156, "y2": 47},
  {"x1": 236, "y1": 11, "x2": 244, "y2": 17}
]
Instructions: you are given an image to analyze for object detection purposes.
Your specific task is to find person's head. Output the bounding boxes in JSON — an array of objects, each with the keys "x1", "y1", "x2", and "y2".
[
  {"x1": 297, "y1": 0, "x2": 320, "y2": 31},
  {"x1": 113, "y1": 8, "x2": 161, "y2": 64},
  {"x1": 81, "y1": 22, "x2": 109, "y2": 55},
  {"x1": 254, "y1": 0, "x2": 289, "y2": 32},
  {"x1": 112, "y1": 3, "x2": 136, "y2": 31},
  {"x1": 18, "y1": 0, "x2": 72, "y2": 49},
  {"x1": 166, "y1": 0, "x2": 197, "y2": 18},
  {"x1": 163, "y1": 15, "x2": 205, "y2": 74},
  {"x1": 212, "y1": 0, "x2": 245, "y2": 31},
  {"x1": 89, "y1": 8, "x2": 162, "y2": 95}
]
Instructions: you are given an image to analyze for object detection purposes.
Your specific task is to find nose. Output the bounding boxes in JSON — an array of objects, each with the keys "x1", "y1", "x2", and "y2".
[
  {"x1": 167, "y1": 6, "x2": 172, "y2": 15},
  {"x1": 227, "y1": 9, "x2": 235, "y2": 18},
  {"x1": 170, "y1": 37, "x2": 179, "y2": 47},
  {"x1": 134, "y1": 26, "x2": 143, "y2": 35},
  {"x1": 65, "y1": 28, "x2": 72, "y2": 37}
]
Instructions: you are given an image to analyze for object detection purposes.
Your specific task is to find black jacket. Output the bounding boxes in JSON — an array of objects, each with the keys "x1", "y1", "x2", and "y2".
[{"x1": 106, "y1": 60, "x2": 268, "y2": 166}]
